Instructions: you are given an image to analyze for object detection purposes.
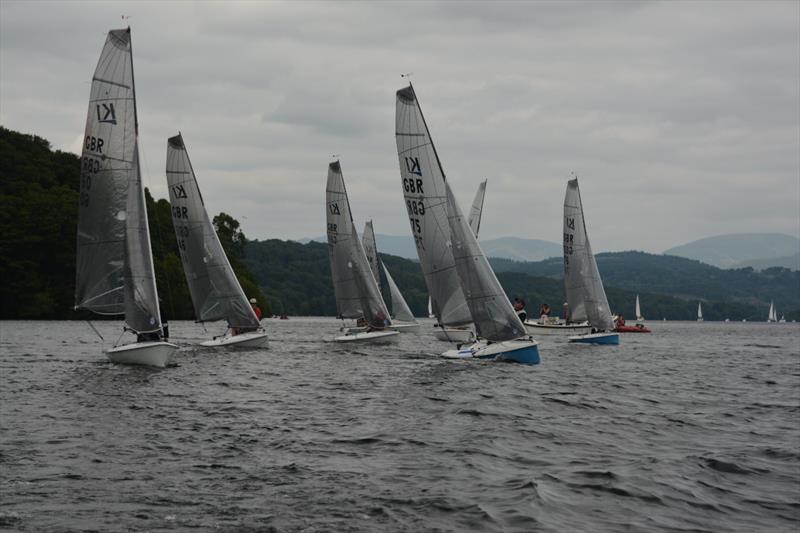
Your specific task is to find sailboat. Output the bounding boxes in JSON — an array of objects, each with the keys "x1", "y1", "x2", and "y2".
[
  {"x1": 165, "y1": 133, "x2": 268, "y2": 348},
  {"x1": 74, "y1": 28, "x2": 177, "y2": 367},
  {"x1": 697, "y1": 302, "x2": 704, "y2": 322},
  {"x1": 561, "y1": 178, "x2": 619, "y2": 345},
  {"x1": 767, "y1": 301, "x2": 777, "y2": 322},
  {"x1": 442, "y1": 181, "x2": 540, "y2": 364},
  {"x1": 635, "y1": 295, "x2": 644, "y2": 322},
  {"x1": 362, "y1": 221, "x2": 420, "y2": 333},
  {"x1": 326, "y1": 161, "x2": 399, "y2": 343},
  {"x1": 395, "y1": 83, "x2": 477, "y2": 344},
  {"x1": 425, "y1": 179, "x2": 487, "y2": 324}
]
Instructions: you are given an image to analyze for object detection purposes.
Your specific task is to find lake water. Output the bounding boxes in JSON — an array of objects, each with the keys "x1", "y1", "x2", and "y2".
[{"x1": 1, "y1": 319, "x2": 798, "y2": 532}]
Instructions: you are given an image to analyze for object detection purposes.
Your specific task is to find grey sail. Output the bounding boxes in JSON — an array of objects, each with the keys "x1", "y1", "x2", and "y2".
[
  {"x1": 445, "y1": 182, "x2": 525, "y2": 342},
  {"x1": 166, "y1": 134, "x2": 259, "y2": 329},
  {"x1": 362, "y1": 220, "x2": 381, "y2": 286},
  {"x1": 326, "y1": 161, "x2": 362, "y2": 319},
  {"x1": 75, "y1": 29, "x2": 136, "y2": 315},
  {"x1": 75, "y1": 28, "x2": 161, "y2": 334},
  {"x1": 395, "y1": 84, "x2": 471, "y2": 327},
  {"x1": 562, "y1": 178, "x2": 614, "y2": 331},
  {"x1": 349, "y1": 221, "x2": 393, "y2": 328},
  {"x1": 382, "y1": 262, "x2": 417, "y2": 323},
  {"x1": 467, "y1": 179, "x2": 487, "y2": 237}
]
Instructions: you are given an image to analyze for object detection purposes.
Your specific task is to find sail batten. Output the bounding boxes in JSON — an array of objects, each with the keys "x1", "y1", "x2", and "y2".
[
  {"x1": 562, "y1": 178, "x2": 614, "y2": 331},
  {"x1": 394, "y1": 84, "x2": 471, "y2": 327},
  {"x1": 166, "y1": 133, "x2": 259, "y2": 329}
]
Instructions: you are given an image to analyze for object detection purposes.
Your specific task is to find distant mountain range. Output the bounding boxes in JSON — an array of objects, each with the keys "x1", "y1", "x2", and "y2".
[
  {"x1": 299, "y1": 235, "x2": 563, "y2": 262},
  {"x1": 300, "y1": 232, "x2": 799, "y2": 270},
  {"x1": 664, "y1": 233, "x2": 799, "y2": 270}
]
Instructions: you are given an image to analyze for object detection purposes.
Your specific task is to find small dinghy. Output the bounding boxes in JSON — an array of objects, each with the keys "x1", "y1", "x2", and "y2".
[
  {"x1": 327, "y1": 161, "x2": 400, "y2": 344},
  {"x1": 524, "y1": 319, "x2": 591, "y2": 336},
  {"x1": 75, "y1": 28, "x2": 177, "y2": 367},
  {"x1": 166, "y1": 134, "x2": 268, "y2": 349},
  {"x1": 614, "y1": 324, "x2": 651, "y2": 334},
  {"x1": 439, "y1": 179, "x2": 539, "y2": 364},
  {"x1": 561, "y1": 177, "x2": 619, "y2": 346}
]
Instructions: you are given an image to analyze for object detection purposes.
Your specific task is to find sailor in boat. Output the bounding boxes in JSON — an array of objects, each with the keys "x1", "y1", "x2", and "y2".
[
  {"x1": 538, "y1": 303, "x2": 551, "y2": 323},
  {"x1": 250, "y1": 298, "x2": 263, "y2": 320},
  {"x1": 513, "y1": 298, "x2": 527, "y2": 322},
  {"x1": 615, "y1": 314, "x2": 626, "y2": 328},
  {"x1": 232, "y1": 298, "x2": 263, "y2": 336}
]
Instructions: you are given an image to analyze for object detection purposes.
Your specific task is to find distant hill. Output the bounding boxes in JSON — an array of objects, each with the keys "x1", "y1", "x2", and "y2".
[
  {"x1": 664, "y1": 233, "x2": 800, "y2": 270},
  {"x1": 245, "y1": 240, "x2": 800, "y2": 321},
  {"x1": 299, "y1": 234, "x2": 561, "y2": 262},
  {"x1": 489, "y1": 251, "x2": 800, "y2": 317}
]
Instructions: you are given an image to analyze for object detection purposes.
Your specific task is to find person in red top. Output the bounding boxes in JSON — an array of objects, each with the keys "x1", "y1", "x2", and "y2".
[{"x1": 250, "y1": 298, "x2": 263, "y2": 320}]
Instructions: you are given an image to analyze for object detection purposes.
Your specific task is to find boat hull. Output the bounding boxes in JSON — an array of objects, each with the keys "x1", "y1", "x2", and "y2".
[
  {"x1": 614, "y1": 324, "x2": 651, "y2": 333},
  {"x1": 200, "y1": 331, "x2": 269, "y2": 348},
  {"x1": 432, "y1": 327, "x2": 475, "y2": 343},
  {"x1": 524, "y1": 320, "x2": 591, "y2": 336},
  {"x1": 389, "y1": 322, "x2": 421, "y2": 334},
  {"x1": 568, "y1": 332, "x2": 620, "y2": 345},
  {"x1": 334, "y1": 330, "x2": 400, "y2": 343},
  {"x1": 442, "y1": 337, "x2": 540, "y2": 365},
  {"x1": 106, "y1": 341, "x2": 178, "y2": 367}
]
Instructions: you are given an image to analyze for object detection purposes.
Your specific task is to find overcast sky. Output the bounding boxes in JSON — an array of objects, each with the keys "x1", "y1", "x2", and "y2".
[{"x1": 1, "y1": 0, "x2": 798, "y2": 253}]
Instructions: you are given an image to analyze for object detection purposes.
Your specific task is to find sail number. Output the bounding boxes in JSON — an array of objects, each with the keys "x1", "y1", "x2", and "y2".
[
  {"x1": 327, "y1": 222, "x2": 338, "y2": 243},
  {"x1": 409, "y1": 217, "x2": 425, "y2": 250},
  {"x1": 84, "y1": 136, "x2": 104, "y2": 154},
  {"x1": 172, "y1": 206, "x2": 189, "y2": 219},
  {"x1": 403, "y1": 178, "x2": 424, "y2": 194},
  {"x1": 79, "y1": 156, "x2": 101, "y2": 207},
  {"x1": 177, "y1": 225, "x2": 189, "y2": 251},
  {"x1": 406, "y1": 199, "x2": 425, "y2": 216}
]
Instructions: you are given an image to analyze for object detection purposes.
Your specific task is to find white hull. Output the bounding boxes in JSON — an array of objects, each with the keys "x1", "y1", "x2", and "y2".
[
  {"x1": 106, "y1": 341, "x2": 178, "y2": 368},
  {"x1": 568, "y1": 331, "x2": 620, "y2": 345},
  {"x1": 524, "y1": 320, "x2": 591, "y2": 336},
  {"x1": 200, "y1": 331, "x2": 269, "y2": 348},
  {"x1": 432, "y1": 327, "x2": 475, "y2": 343},
  {"x1": 389, "y1": 322, "x2": 421, "y2": 334},
  {"x1": 441, "y1": 337, "x2": 540, "y2": 365},
  {"x1": 334, "y1": 330, "x2": 400, "y2": 343}
]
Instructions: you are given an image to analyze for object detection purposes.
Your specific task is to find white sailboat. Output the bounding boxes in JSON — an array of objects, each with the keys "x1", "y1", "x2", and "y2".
[
  {"x1": 767, "y1": 301, "x2": 777, "y2": 322},
  {"x1": 327, "y1": 161, "x2": 399, "y2": 343},
  {"x1": 442, "y1": 181, "x2": 539, "y2": 363},
  {"x1": 561, "y1": 178, "x2": 619, "y2": 345},
  {"x1": 75, "y1": 28, "x2": 177, "y2": 367},
  {"x1": 165, "y1": 133, "x2": 268, "y2": 348},
  {"x1": 362, "y1": 221, "x2": 420, "y2": 333},
  {"x1": 395, "y1": 83, "x2": 477, "y2": 344},
  {"x1": 697, "y1": 302, "x2": 703, "y2": 322},
  {"x1": 635, "y1": 294, "x2": 644, "y2": 323}
]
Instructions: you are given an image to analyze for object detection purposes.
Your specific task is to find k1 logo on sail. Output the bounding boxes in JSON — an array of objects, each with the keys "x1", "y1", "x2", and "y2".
[
  {"x1": 96, "y1": 103, "x2": 117, "y2": 124},
  {"x1": 404, "y1": 156, "x2": 422, "y2": 176}
]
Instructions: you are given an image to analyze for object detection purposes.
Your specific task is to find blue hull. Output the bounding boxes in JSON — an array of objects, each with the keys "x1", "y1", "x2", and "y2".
[
  {"x1": 569, "y1": 332, "x2": 620, "y2": 345},
  {"x1": 475, "y1": 344, "x2": 541, "y2": 365}
]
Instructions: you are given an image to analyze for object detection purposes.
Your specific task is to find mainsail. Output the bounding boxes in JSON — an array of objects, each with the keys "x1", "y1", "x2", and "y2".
[
  {"x1": 166, "y1": 133, "x2": 260, "y2": 330},
  {"x1": 362, "y1": 220, "x2": 381, "y2": 285},
  {"x1": 75, "y1": 28, "x2": 162, "y2": 334},
  {"x1": 395, "y1": 84, "x2": 471, "y2": 327},
  {"x1": 697, "y1": 303, "x2": 703, "y2": 320},
  {"x1": 326, "y1": 161, "x2": 362, "y2": 319},
  {"x1": 467, "y1": 179, "x2": 488, "y2": 236},
  {"x1": 382, "y1": 263, "x2": 416, "y2": 323},
  {"x1": 562, "y1": 178, "x2": 614, "y2": 331},
  {"x1": 768, "y1": 301, "x2": 776, "y2": 322},
  {"x1": 445, "y1": 181, "x2": 525, "y2": 341},
  {"x1": 635, "y1": 294, "x2": 643, "y2": 321},
  {"x1": 349, "y1": 221, "x2": 393, "y2": 329}
]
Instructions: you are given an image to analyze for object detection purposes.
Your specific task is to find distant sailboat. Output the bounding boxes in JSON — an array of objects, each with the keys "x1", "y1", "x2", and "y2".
[
  {"x1": 362, "y1": 220, "x2": 420, "y2": 333},
  {"x1": 635, "y1": 295, "x2": 644, "y2": 322},
  {"x1": 767, "y1": 301, "x2": 777, "y2": 322},
  {"x1": 326, "y1": 161, "x2": 398, "y2": 343},
  {"x1": 395, "y1": 83, "x2": 474, "y2": 344},
  {"x1": 562, "y1": 178, "x2": 619, "y2": 345},
  {"x1": 165, "y1": 133, "x2": 268, "y2": 348},
  {"x1": 697, "y1": 302, "x2": 704, "y2": 322},
  {"x1": 442, "y1": 181, "x2": 540, "y2": 364},
  {"x1": 74, "y1": 28, "x2": 177, "y2": 367}
]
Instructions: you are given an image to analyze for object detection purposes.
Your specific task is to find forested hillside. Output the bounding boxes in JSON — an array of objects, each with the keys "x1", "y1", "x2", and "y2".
[{"x1": 0, "y1": 126, "x2": 268, "y2": 320}]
